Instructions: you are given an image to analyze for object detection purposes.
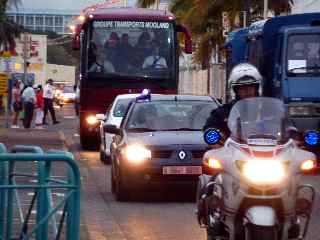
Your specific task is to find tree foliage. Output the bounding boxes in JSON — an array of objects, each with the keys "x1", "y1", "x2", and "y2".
[
  {"x1": 0, "y1": 0, "x2": 22, "y2": 51},
  {"x1": 137, "y1": 0, "x2": 294, "y2": 63}
]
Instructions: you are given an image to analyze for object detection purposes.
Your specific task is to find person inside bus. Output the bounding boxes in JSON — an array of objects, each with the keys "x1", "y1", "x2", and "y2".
[
  {"x1": 104, "y1": 32, "x2": 121, "y2": 71},
  {"x1": 142, "y1": 40, "x2": 168, "y2": 69},
  {"x1": 88, "y1": 41, "x2": 98, "y2": 70},
  {"x1": 135, "y1": 31, "x2": 152, "y2": 66},
  {"x1": 119, "y1": 33, "x2": 134, "y2": 72}
]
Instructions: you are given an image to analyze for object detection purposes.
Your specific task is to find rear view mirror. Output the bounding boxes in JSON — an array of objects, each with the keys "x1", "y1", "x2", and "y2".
[
  {"x1": 176, "y1": 24, "x2": 192, "y2": 54},
  {"x1": 104, "y1": 124, "x2": 121, "y2": 135},
  {"x1": 72, "y1": 34, "x2": 80, "y2": 50}
]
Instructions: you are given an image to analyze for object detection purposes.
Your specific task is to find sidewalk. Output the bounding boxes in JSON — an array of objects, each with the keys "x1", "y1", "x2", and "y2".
[{"x1": 0, "y1": 111, "x2": 90, "y2": 240}]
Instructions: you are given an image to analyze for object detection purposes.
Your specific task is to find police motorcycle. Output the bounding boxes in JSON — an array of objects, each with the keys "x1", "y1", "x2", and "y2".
[{"x1": 197, "y1": 97, "x2": 318, "y2": 240}]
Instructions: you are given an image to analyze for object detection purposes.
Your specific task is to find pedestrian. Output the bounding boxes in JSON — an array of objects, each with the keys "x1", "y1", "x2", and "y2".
[
  {"x1": 11, "y1": 80, "x2": 22, "y2": 128},
  {"x1": 35, "y1": 85, "x2": 44, "y2": 129},
  {"x1": 43, "y1": 79, "x2": 60, "y2": 125},
  {"x1": 21, "y1": 82, "x2": 36, "y2": 129}
]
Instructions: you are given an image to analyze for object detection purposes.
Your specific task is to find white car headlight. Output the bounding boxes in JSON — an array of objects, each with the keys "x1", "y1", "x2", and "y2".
[
  {"x1": 123, "y1": 145, "x2": 151, "y2": 164},
  {"x1": 242, "y1": 160, "x2": 286, "y2": 185},
  {"x1": 86, "y1": 115, "x2": 98, "y2": 125}
]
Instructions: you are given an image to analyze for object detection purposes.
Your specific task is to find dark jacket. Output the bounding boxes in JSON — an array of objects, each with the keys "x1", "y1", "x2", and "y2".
[{"x1": 203, "y1": 100, "x2": 236, "y2": 136}]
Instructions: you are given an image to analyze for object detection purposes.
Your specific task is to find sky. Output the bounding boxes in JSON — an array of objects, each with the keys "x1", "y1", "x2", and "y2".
[
  {"x1": 12, "y1": 0, "x2": 137, "y2": 11},
  {"x1": 292, "y1": 0, "x2": 320, "y2": 13}
]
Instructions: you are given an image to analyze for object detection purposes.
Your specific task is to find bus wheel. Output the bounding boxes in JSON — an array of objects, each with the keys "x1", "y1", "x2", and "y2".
[{"x1": 80, "y1": 135, "x2": 93, "y2": 150}]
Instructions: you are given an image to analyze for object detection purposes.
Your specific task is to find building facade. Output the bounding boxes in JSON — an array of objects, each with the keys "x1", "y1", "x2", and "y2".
[{"x1": 6, "y1": 10, "x2": 78, "y2": 35}]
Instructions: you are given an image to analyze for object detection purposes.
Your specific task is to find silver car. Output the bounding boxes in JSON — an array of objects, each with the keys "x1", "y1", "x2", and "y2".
[{"x1": 97, "y1": 94, "x2": 140, "y2": 164}]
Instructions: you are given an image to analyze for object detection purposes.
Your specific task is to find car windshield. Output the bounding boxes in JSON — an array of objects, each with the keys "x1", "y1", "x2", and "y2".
[
  {"x1": 113, "y1": 98, "x2": 133, "y2": 117},
  {"x1": 287, "y1": 34, "x2": 320, "y2": 75},
  {"x1": 228, "y1": 97, "x2": 287, "y2": 144},
  {"x1": 126, "y1": 100, "x2": 218, "y2": 131},
  {"x1": 88, "y1": 20, "x2": 174, "y2": 79}
]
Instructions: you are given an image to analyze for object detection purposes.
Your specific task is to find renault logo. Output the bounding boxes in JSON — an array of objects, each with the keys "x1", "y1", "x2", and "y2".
[{"x1": 178, "y1": 150, "x2": 186, "y2": 160}]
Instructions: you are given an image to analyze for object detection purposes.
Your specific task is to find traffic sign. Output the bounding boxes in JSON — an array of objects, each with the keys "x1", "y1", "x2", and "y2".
[{"x1": 0, "y1": 73, "x2": 8, "y2": 95}]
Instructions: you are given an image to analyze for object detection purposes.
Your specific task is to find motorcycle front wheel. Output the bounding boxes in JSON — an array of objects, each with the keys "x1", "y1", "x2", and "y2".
[{"x1": 245, "y1": 224, "x2": 279, "y2": 240}]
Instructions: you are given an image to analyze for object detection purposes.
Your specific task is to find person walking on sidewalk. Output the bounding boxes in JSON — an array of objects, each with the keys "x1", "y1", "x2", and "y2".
[
  {"x1": 35, "y1": 85, "x2": 44, "y2": 129},
  {"x1": 11, "y1": 80, "x2": 22, "y2": 128},
  {"x1": 21, "y1": 82, "x2": 36, "y2": 129},
  {"x1": 43, "y1": 79, "x2": 59, "y2": 125}
]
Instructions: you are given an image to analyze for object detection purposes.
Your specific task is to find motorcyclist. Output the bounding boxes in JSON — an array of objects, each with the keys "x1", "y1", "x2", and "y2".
[
  {"x1": 204, "y1": 63, "x2": 262, "y2": 137},
  {"x1": 197, "y1": 63, "x2": 262, "y2": 234},
  {"x1": 197, "y1": 63, "x2": 301, "y2": 236}
]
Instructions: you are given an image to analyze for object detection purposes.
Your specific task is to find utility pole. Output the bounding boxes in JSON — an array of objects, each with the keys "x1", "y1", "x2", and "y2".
[
  {"x1": 156, "y1": 0, "x2": 159, "y2": 9},
  {"x1": 244, "y1": 0, "x2": 251, "y2": 26},
  {"x1": 22, "y1": 32, "x2": 29, "y2": 85},
  {"x1": 263, "y1": 0, "x2": 268, "y2": 19}
]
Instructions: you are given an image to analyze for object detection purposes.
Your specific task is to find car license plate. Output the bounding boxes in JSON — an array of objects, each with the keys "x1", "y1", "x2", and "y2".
[{"x1": 162, "y1": 166, "x2": 202, "y2": 175}]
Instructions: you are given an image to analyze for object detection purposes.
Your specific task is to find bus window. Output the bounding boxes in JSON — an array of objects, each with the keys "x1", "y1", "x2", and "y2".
[{"x1": 87, "y1": 20, "x2": 174, "y2": 79}]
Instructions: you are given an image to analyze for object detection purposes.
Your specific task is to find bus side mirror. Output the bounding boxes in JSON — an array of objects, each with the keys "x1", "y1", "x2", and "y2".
[
  {"x1": 72, "y1": 34, "x2": 80, "y2": 50},
  {"x1": 176, "y1": 24, "x2": 192, "y2": 54}
]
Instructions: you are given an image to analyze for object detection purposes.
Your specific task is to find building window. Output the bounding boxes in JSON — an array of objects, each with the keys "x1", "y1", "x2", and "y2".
[
  {"x1": 35, "y1": 15, "x2": 43, "y2": 26},
  {"x1": 45, "y1": 16, "x2": 54, "y2": 26},
  {"x1": 45, "y1": 26, "x2": 55, "y2": 32},
  {"x1": 55, "y1": 27, "x2": 63, "y2": 33},
  {"x1": 36, "y1": 25, "x2": 44, "y2": 31},
  {"x1": 55, "y1": 16, "x2": 63, "y2": 26},
  {"x1": 7, "y1": 15, "x2": 15, "y2": 22},
  {"x1": 26, "y1": 15, "x2": 34, "y2": 26},
  {"x1": 16, "y1": 15, "x2": 24, "y2": 25}
]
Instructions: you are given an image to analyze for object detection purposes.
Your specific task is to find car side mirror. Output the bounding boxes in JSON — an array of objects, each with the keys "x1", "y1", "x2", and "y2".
[
  {"x1": 104, "y1": 124, "x2": 121, "y2": 135},
  {"x1": 96, "y1": 114, "x2": 105, "y2": 121}
]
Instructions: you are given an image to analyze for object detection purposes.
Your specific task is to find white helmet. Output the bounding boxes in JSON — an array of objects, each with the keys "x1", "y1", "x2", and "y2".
[{"x1": 228, "y1": 63, "x2": 262, "y2": 98}]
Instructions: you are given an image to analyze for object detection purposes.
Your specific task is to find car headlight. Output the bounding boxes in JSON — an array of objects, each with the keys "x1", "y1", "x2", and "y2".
[
  {"x1": 123, "y1": 145, "x2": 151, "y2": 164},
  {"x1": 86, "y1": 115, "x2": 98, "y2": 125},
  {"x1": 242, "y1": 160, "x2": 286, "y2": 185},
  {"x1": 289, "y1": 106, "x2": 311, "y2": 116}
]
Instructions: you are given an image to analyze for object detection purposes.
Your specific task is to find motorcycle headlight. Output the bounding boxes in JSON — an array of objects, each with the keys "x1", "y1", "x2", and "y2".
[
  {"x1": 123, "y1": 145, "x2": 151, "y2": 164},
  {"x1": 289, "y1": 106, "x2": 311, "y2": 116},
  {"x1": 242, "y1": 160, "x2": 286, "y2": 185}
]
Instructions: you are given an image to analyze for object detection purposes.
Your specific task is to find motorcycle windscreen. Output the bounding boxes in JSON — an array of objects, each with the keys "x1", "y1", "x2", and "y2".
[{"x1": 228, "y1": 97, "x2": 287, "y2": 144}]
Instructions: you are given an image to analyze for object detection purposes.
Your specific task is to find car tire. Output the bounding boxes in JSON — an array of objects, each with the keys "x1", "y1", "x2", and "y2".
[
  {"x1": 115, "y1": 168, "x2": 129, "y2": 201},
  {"x1": 100, "y1": 145, "x2": 107, "y2": 163},
  {"x1": 111, "y1": 166, "x2": 115, "y2": 193},
  {"x1": 100, "y1": 145, "x2": 111, "y2": 164}
]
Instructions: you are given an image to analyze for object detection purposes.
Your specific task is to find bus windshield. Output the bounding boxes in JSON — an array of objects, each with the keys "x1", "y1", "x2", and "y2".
[{"x1": 87, "y1": 20, "x2": 175, "y2": 80}]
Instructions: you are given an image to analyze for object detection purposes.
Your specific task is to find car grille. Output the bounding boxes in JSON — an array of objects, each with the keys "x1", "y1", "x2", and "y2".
[
  {"x1": 152, "y1": 150, "x2": 172, "y2": 158},
  {"x1": 248, "y1": 187, "x2": 280, "y2": 196},
  {"x1": 191, "y1": 150, "x2": 206, "y2": 159}
]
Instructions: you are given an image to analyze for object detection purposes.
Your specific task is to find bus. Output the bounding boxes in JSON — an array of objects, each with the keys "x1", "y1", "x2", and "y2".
[{"x1": 72, "y1": 7, "x2": 192, "y2": 149}]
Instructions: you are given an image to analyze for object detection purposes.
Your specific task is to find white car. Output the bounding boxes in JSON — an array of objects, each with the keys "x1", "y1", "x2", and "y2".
[
  {"x1": 61, "y1": 86, "x2": 76, "y2": 104},
  {"x1": 97, "y1": 94, "x2": 140, "y2": 164}
]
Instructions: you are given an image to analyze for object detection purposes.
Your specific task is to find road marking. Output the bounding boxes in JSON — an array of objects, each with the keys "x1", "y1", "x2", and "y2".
[
  {"x1": 64, "y1": 116, "x2": 76, "y2": 119},
  {"x1": 74, "y1": 133, "x2": 80, "y2": 137}
]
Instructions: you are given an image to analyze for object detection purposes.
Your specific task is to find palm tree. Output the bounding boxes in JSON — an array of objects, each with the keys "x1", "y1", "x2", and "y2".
[
  {"x1": 137, "y1": 0, "x2": 294, "y2": 63},
  {"x1": 0, "y1": 0, "x2": 22, "y2": 52}
]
